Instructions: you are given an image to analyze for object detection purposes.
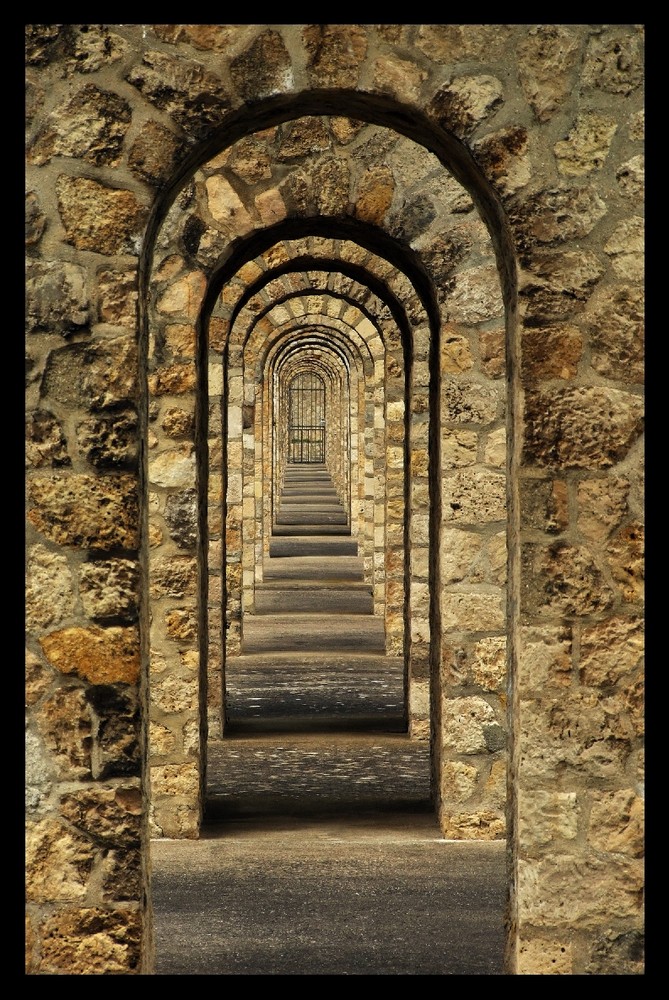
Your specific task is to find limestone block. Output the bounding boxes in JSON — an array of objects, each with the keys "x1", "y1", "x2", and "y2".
[
  {"x1": 79, "y1": 558, "x2": 139, "y2": 621},
  {"x1": 149, "y1": 720, "x2": 176, "y2": 756},
  {"x1": 440, "y1": 760, "x2": 479, "y2": 803},
  {"x1": 76, "y1": 409, "x2": 138, "y2": 468},
  {"x1": 441, "y1": 381, "x2": 499, "y2": 425},
  {"x1": 28, "y1": 83, "x2": 131, "y2": 167},
  {"x1": 511, "y1": 185, "x2": 607, "y2": 247},
  {"x1": 520, "y1": 249, "x2": 605, "y2": 322},
  {"x1": 442, "y1": 468, "x2": 506, "y2": 523},
  {"x1": 126, "y1": 49, "x2": 231, "y2": 138},
  {"x1": 441, "y1": 695, "x2": 499, "y2": 753},
  {"x1": 372, "y1": 54, "x2": 428, "y2": 104},
  {"x1": 517, "y1": 853, "x2": 643, "y2": 926},
  {"x1": 354, "y1": 166, "x2": 394, "y2": 225},
  {"x1": 473, "y1": 126, "x2": 532, "y2": 197},
  {"x1": 516, "y1": 938, "x2": 573, "y2": 974},
  {"x1": 164, "y1": 609, "x2": 198, "y2": 644},
  {"x1": 59, "y1": 783, "x2": 142, "y2": 848},
  {"x1": 584, "y1": 283, "x2": 644, "y2": 384},
  {"x1": 554, "y1": 112, "x2": 618, "y2": 176},
  {"x1": 163, "y1": 488, "x2": 198, "y2": 549},
  {"x1": 580, "y1": 616, "x2": 643, "y2": 688},
  {"x1": 128, "y1": 120, "x2": 185, "y2": 186},
  {"x1": 522, "y1": 387, "x2": 643, "y2": 469},
  {"x1": 151, "y1": 761, "x2": 200, "y2": 799},
  {"x1": 156, "y1": 270, "x2": 207, "y2": 321},
  {"x1": 482, "y1": 428, "x2": 506, "y2": 468},
  {"x1": 604, "y1": 218, "x2": 644, "y2": 282},
  {"x1": 36, "y1": 906, "x2": 141, "y2": 975},
  {"x1": 151, "y1": 672, "x2": 198, "y2": 715},
  {"x1": 518, "y1": 625, "x2": 572, "y2": 693},
  {"x1": 441, "y1": 809, "x2": 505, "y2": 840},
  {"x1": 56, "y1": 176, "x2": 147, "y2": 255},
  {"x1": 229, "y1": 29, "x2": 293, "y2": 101},
  {"x1": 26, "y1": 544, "x2": 75, "y2": 629},
  {"x1": 440, "y1": 330, "x2": 473, "y2": 373},
  {"x1": 519, "y1": 691, "x2": 634, "y2": 781},
  {"x1": 303, "y1": 24, "x2": 368, "y2": 87},
  {"x1": 617, "y1": 154, "x2": 644, "y2": 201},
  {"x1": 522, "y1": 541, "x2": 615, "y2": 616},
  {"x1": 447, "y1": 264, "x2": 504, "y2": 324},
  {"x1": 605, "y1": 521, "x2": 644, "y2": 603},
  {"x1": 27, "y1": 473, "x2": 139, "y2": 550},
  {"x1": 256, "y1": 186, "x2": 287, "y2": 226},
  {"x1": 26, "y1": 818, "x2": 95, "y2": 903},
  {"x1": 40, "y1": 625, "x2": 140, "y2": 686},
  {"x1": 588, "y1": 789, "x2": 644, "y2": 857},
  {"x1": 520, "y1": 478, "x2": 568, "y2": 535},
  {"x1": 387, "y1": 195, "x2": 436, "y2": 245},
  {"x1": 517, "y1": 24, "x2": 580, "y2": 122},
  {"x1": 480, "y1": 328, "x2": 506, "y2": 379},
  {"x1": 585, "y1": 929, "x2": 645, "y2": 975},
  {"x1": 226, "y1": 134, "x2": 273, "y2": 183},
  {"x1": 442, "y1": 591, "x2": 504, "y2": 632},
  {"x1": 26, "y1": 647, "x2": 54, "y2": 706},
  {"x1": 518, "y1": 789, "x2": 579, "y2": 850},
  {"x1": 470, "y1": 636, "x2": 506, "y2": 692},
  {"x1": 149, "y1": 447, "x2": 196, "y2": 488},
  {"x1": 521, "y1": 324, "x2": 583, "y2": 382},
  {"x1": 34, "y1": 687, "x2": 92, "y2": 779},
  {"x1": 162, "y1": 407, "x2": 195, "y2": 439},
  {"x1": 582, "y1": 28, "x2": 644, "y2": 96},
  {"x1": 205, "y1": 174, "x2": 254, "y2": 235},
  {"x1": 149, "y1": 555, "x2": 197, "y2": 599},
  {"x1": 416, "y1": 24, "x2": 513, "y2": 63},
  {"x1": 427, "y1": 75, "x2": 503, "y2": 138},
  {"x1": 442, "y1": 429, "x2": 478, "y2": 469},
  {"x1": 25, "y1": 260, "x2": 89, "y2": 334}
]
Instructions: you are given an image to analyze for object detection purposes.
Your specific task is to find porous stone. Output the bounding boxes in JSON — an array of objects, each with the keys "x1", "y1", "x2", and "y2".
[
  {"x1": 26, "y1": 261, "x2": 89, "y2": 335},
  {"x1": 517, "y1": 938, "x2": 573, "y2": 974},
  {"x1": 472, "y1": 126, "x2": 531, "y2": 197},
  {"x1": 511, "y1": 185, "x2": 607, "y2": 249},
  {"x1": 149, "y1": 363, "x2": 197, "y2": 396},
  {"x1": 26, "y1": 544, "x2": 75, "y2": 630},
  {"x1": 577, "y1": 477, "x2": 630, "y2": 543},
  {"x1": 520, "y1": 250, "x2": 605, "y2": 323},
  {"x1": 427, "y1": 76, "x2": 503, "y2": 138},
  {"x1": 440, "y1": 529, "x2": 483, "y2": 584},
  {"x1": 520, "y1": 478, "x2": 569, "y2": 534},
  {"x1": 25, "y1": 190, "x2": 46, "y2": 246},
  {"x1": 26, "y1": 410, "x2": 70, "y2": 469},
  {"x1": 26, "y1": 647, "x2": 55, "y2": 706},
  {"x1": 40, "y1": 626, "x2": 140, "y2": 686},
  {"x1": 582, "y1": 28, "x2": 644, "y2": 96},
  {"x1": 303, "y1": 24, "x2": 368, "y2": 87},
  {"x1": 522, "y1": 387, "x2": 644, "y2": 469},
  {"x1": 603, "y1": 218, "x2": 644, "y2": 282},
  {"x1": 164, "y1": 488, "x2": 198, "y2": 548},
  {"x1": 371, "y1": 55, "x2": 428, "y2": 105},
  {"x1": 518, "y1": 626, "x2": 573, "y2": 693},
  {"x1": 26, "y1": 818, "x2": 96, "y2": 903},
  {"x1": 354, "y1": 166, "x2": 394, "y2": 225},
  {"x1": 440, "y1": 760, "x2": 479, "y2": 802},
  {"x1": 416, "y1": 24, "x2": 512, "y2": 63},
  {"x1": 34, "y1": 687, "x2": 92, "y2": 779},
  {"x1": 151, "y1": 672, "x2": 199, "y2": 715},
  {"x1": 583, "y1": 284, "x2": 644, "y2": 383},
  {"x1": 97, "y1": 268, "x2": 138, "y2": 329},
  {"x1": 156, "y1": 270, "x2": 207, "y2": 319},
  {"x1": 470, "y1": 636, "x2": 506, "y2": 692},
  {"x1": 585, "y1": 929, "x2": 644, "y2": 975},
  {"x1": 59, "y1": 783, "x2": 141, "y2": 848},
  {"x1": 76, "y1": 409, "x2": 139, "y2": 468},
  {"x1": 605, "y1": 520, "x2": 644, "y2": 603},
  {"x1": 442, "y1": 592, "x2": 505, "y2": 632},
  {"x1": 580, "y1": 616, "x2": 643, "y2": 688},
  {"x1": 616, "y1": 154, "x2": 644, "y2": 201},
  {"x1": 554, "y1": 112, "x2": 617, "y2": 176},
  {"x1": 588, "y1": 789, "x2": 643, "y2": 857},
  {"x1": 79, "y1": 559, "x2": 139, "y2": 621},
  {"x1": 448, "y1": 264, "x2": 504, "y2": 324},
  {"x1": 164, "y1": 608, "x2": 198, "y2": 643},
  {"x1": 86, "y1": 684, "x2": 140, "y2": 779},
  {"x1": 442, "y1": 468, "x2": 506, "y2": 523},
  {"x1": 442, "y1": 696, "x2": 498, "y2": 753},
  {"x1": 518, "y1": 789, "x2": 579, "y2": 850},
  {"x1": 36, "y1": 906, "x2": 141, "y2": 974},
  {"x1": 56, "y1": 176, "x2": 147, "y2": 256},
  {"x1": 27, "y1": 83, "x2": 131, "y2": 166},
  {"x1": 441, "y1": 381, "x2": 500, "y2": 425},
  {"x1": 517, "y1": 25, "x2": 580, "y2": 122},
  {"x1": 230, "y1": 29, "x2": 293, "y2": 100},
  {"x1": 521, "y1": 324, "x2": 583, "y2": 382},
  {"x1": 441, "y1": 810, "x2": 505, "y2": 840},
  {"x1": 27, "y1": 473, "x2": 139, "y2": 550},
  {"x1": 521, "y1": 541, "x2": 615, "y2": 616},
  {"x1": 518, "y1": 853, "x2": 643, "y2": 926},
  {"x1": 128, "y1": 121, "x2": 185, "y2": 186},
  {"x1": 149, "y1": 556, "x2": 197, "y2": 599},
  {"x1": 148, "y1": 447, "x2": 196, "y2": 488}
]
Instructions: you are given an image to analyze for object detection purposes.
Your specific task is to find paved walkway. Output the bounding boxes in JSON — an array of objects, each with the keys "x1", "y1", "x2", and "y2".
[{"x1": 150, "y1": 464, "x2": 508, "y2": 974}]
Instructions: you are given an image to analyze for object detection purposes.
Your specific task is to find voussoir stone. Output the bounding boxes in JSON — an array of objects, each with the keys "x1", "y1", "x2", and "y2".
[{"x1": 302, "y1": 24, "x2": 368, "y2": 87}]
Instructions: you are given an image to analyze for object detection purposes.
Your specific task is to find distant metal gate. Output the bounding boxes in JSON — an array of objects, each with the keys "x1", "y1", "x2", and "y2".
[{"x1": 288, "y1": 373, "x2": 325, "y2": 463}]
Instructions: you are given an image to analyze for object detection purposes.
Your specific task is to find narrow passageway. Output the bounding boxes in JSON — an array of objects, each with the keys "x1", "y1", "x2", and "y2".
[{"x1": 151, "y1": 459, "x2": 507, "y2": 975}]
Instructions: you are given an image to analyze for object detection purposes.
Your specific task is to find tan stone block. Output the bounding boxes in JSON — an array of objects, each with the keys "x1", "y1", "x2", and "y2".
[
  {"x1": 152, "y1": 672, "x2": 198, "y2": 715},
  {"x1": 518, "y1": 625, "x2": 572, "y2": 692},
  {"x1": 26, "y1": 544, "x2": 75, "y2": 630},
  {"x1": 151, "y1": 761, "x2": 200, "y2": 798},
  {"x1": 517, "y1": 24, "x2": 580, "y2": 122},
  {"x1": 485, "y1": 759, "x2": 507, "y2": 808},
  {"x1": 440, "y1": 330, "x2": 473, "y2": 373},
  {"x1": 521, "y1": 324, "x2": 583, "y2": 382},
  {"x1": 40, "y1": 625, "x2": 139, "y2": 685},
  {"x1": 580, "y1": 616, "x2": 643, "y2": 687},
  {"x1": 26, "y1": 647, "x2": 53, "y2": 706},
  {"x1": 443, "y1": 468, "x2": 506, "y2": 524},
  {"x1": 617, "y1": 154, "x2": 644, "y2": 201},
  {"x1": 604, "y1": 217, "x2": 644, "y2": 282},
  {"x1": 79, "y1": 559, "x2": 139, "y2": 620},
  {"x1": 448, "y1": 264, "x2": 504, "y2": 324},
  {"x1": 149, "y1": 555, "x2": 197, "y2": 599},
  {"x1": 584, "y1": 283, "x2": 644, "y2": 383},
  {"x1": 554, "y1": 112, "x2": 618, "y2": 175},
  {"x1": 582, "y1": 28, "x2": 644, "y2": 95},
  {"x1": 520, "y1": 478, "x2": 569, "y2": 534},
  {"x1": 441, "y1": 810, "x2": 505, "y2": 840},
  {"x1": 588, "y1": 790, "x2": 644, "y2": 857},
  {"x1": 516, "y1": 938, "x2": 573, "y2": 974},
  {"x1": 473, "y1": 126, "x2": 532, "y2": 197},
  {"x1": 514, "y1": 185, "x2": 607, "y2": 247},
  {"x1": 205, "y1": 174, "x2": 253, "y2": 234},
  {"x1": 149, "y1": 720, "x2": 176, "y2": 756},
  {"x1": 521, "y1": 541, "x2": 615, "y2": 615},
  {"x1": 157, "y1": 270, "x2": 207, "y2": 321},
  {"x1": 149, "y1": 446, "x2": 196, "y2": 487},
  {"x1": 26, "y1": 818, "x2": 95, "y2": 902},
  {"x1": 441, "y1": 528, "x2": 483, "y2": 584},
  {"x1": 428, "y1": 75, "x2": 503, "y2": 139},
  {"x1": 255, "y1": 187, "x2": 286, "y2": 226},
  {"x1": 440, "y1": 760, "x2": 479, "y2": 803},
  {"x1": 442, "y1": 428, "x2": 478, "y2": 469},
  {"x1": 372, "y1": 55, "x2": 427, "y2": 104},
  {"x1": 164, "y1": 609, "x2": 197, "y2": 644},
  {"x1": 442, "y1": 591, "x2": 504, "y2": 632},
  {"x1": 55, "y1": 175, "x2": 147, "y2": 255},
  {"x1": 416, "y1": 24, "x2": 513, "y2": 63},
  {"x1": 441, "y1": 695, "x2": 498, "y2": 753},
  {"x1": 470, "y1": 636, "x2": 506, "y2": 691},
  {"x1": 354, "y1": 166, "x2": 394, "y2": 224},
  {"x1": 58, "y1": 783, "x2": 141, "y2": 847},
  {"x1": 37, "y1": 906, "x2": 141, "y2": 974},
  {"x1": 517, "y1": 853, "x2": 643, "y2": 926},
  {"x1": 442, "y1": 381, "x2": 499, "y2": 425},
  {"x1": 518, "y1": 789, "x2": 579, "y2": 850},
  {"x1": 27, "y1": 473, "x2": 139, "y2": 551}
]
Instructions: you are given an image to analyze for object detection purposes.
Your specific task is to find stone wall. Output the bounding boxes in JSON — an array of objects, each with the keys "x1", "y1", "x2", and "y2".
[{"x1": 26, "y1": 24, "x2": 644, "y2": 974}]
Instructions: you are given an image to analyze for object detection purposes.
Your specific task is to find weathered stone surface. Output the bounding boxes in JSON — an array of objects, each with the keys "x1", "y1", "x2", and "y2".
[
  {"x1": 126, "y1": 49, "x2": 231, "y2": 138},
  {"x1": 520, "y1": 478, "x2": 569, "y2": 534},
  {"x1": 440, "y1": 528, "x2": 483, "y2": 584},
  {"x1": 473, "y1": 127, "x2": 531, "y2": 197},
  {"x1": 26, "y1": 726, "x2": 55, "y2": 811},
  {"x1": 59, "y1": 783, "x2": 141, "y2": 848},
  {"x1": 584, "y1": 284, "x2": 644, "y2": 383},
  {"x1": 440, "y1": 760, "x2": 479, "y2": 802},
  {"x1": 76, "y1": 409, "x2": 138, "y2": 468},
  {"x1": 519, "y1": 691, "x2": 634, "y2": 780},
  {"x1": 230, "y1": 29, "x2": 293, "y2": 100},
  {"x1": 520, "y1": 250, "x2": 605, "y2": 323},
  {"x1": 442, "y1": 592, "x2": 505, "y2": 632},
  {"x1": 151, "y1": 672, "x2": 198, "y2": 714},
  {"x1": 442, "y1": 469, "x2": 506, "y2": 523},
  {"x1": 128, "y1": 120, "x2": 185, "y2": 186},
  {"x1": 164, "y1": 608, "x2": 198, "y2": 643},
  {"x1": 582, "y1": 28, "x2": 644, "y2": 96},
  {"x1": 479, "y1": 328, "x2": 505, "y2": 379},
  {"x1": 510, "y1": 185, "x2": 607, "y2": 249},
  {"x1": 470, "y1": 636, "x2": 506, "y2": 692},
  {"x1": 518, "y1": 853, "x2": 643, "y2": 926},
  {"x1": 521, "y1": 324, "x2": 583, "y2": 382},
  {"x1": 441, "y1": 381, "x2": 500, "y2": 425},
  {"x1": 517, "y1": 24, "x2": 580, "y2": 122},
  {"x1": 442, "y1": 696, "x2": 499, "y2": 753},
  {"x1": 26, "y1": 647, "x2": 55, "y2": 707},
  {"x1": 554, "y1": 112, "x2": 617, "y2": 176},
  {"x1": 149, "y1": 720, "x2": 176, "y2": 756},
  {"x1": 149, "y1": 363, "x2": 197, "y2": 395},
  {"x1": 37, "y1": 906, "x2": 141, "y2": 974},
  {"x1": 354, "y1": 166, "x2": 394, "y2": 224},
  {"x1": 441, "y1": 810, "x2": 505, "y2": 840},
  {"x1": 522, "y1": 387, "x2": 644, "y2": 469},
  {"x1": 617, "y1": 154, "x2": 644, "y2": 201},
  {"x1": 26, "y1": 261, "x2": 89, "y2": 335},
  {"x1": 161, "y1": 407, "x2": 195, "y2": 439},
  {"x1": 86, "y1": 684, "x2": 141, "y2": 779},
  {"x1": 25, "y1": 24, "x2": 63, "y2": 66},
  {"x1": 26, "y1": 818, "x2": 96, "y2": 902},
  {"x1": 56, "y1": 176, "x2": 147, "y2": 255},
  {"x1": 580, "y1": 616, "x2": 643, "y2": 688},
  {"x1": 577, "y1": 477, "x2": 629, "y2": 544},
  {"x1": 148, "y1": 446, "x2": 196, "y2": 488},
  {"x1": 518, "y1": 626, "x2": 572, "y2": 693},
  {"x1": 35, "y1": 687, "x2": 92, "y2": 779},
  {"x1": 25, "y1": 190, "x2": 46, "y2": 246},
  {"x1": 26, "y1": 544, "x2": 75, "y2": 630},
  {"x1": 27, "y1": 473, "x2": 139, "y2": 550},
  {"x1": 100, "y1": 848, "x2": 143, "y2": 902},
  {"x1": 517, "y1": 938, "x2": 573, "y2": 974},
  {"x1": 41, "y1": 336, "x2": 138, "y2": 410},
  {"x1": 521, "y1": 541, "x2": 615, "y2": 616},
  {"x1": 153, "y1": 24, "x2": 252, "y2": 50},
  {"x1": 26, "y1": 410, "x2": 70, "y2": 468},
  {"x1": 79, "y1": 559, "x2": 139, "y2": 621},
  {"x1": 427, "y1": 76, "x2": 503, "y2": 138},
  {"x1": 149, "y1": 555, "x2": 197, "y2": 598},
  {"x1": 605, "y1": 520, "x2": 644, "y2": 603},
  {"x1": 60, "y1": 24, "x2": 127, "y2": 75},
  {"x1": 416, "y1": 24, "x2": 512, "y2": 63},
  {"x1": 448, "y1": 264, "x2": 504, "y2": 324},
  {"x1": 164, "y1": 488, "x2": 198, "y2": 548},
  {"x1": 585, "y1": 929, "x2": 644, "y2": 975},
  {"x1": 371, "y1": 54, "x2": 427, "y2": 104},
  {"x1": 588, "y1": 789, "x2": 643, "y2": 857},
  {"x1": 303, "y1": 24, "x2": 368, "y2": 87},
  {"x1": 518, "y1": 789, "x2": 579, "y2": 850},
  {"x1": 97, "y1": 268, "x2": 138, "y2": 329},
  {"x1": 439, "y1": 329, "x2": 474, "y2": 374},
  {"x1": 28, "y1": 83, "x2": 131, "y2": 166},
  {"x1": 40, "y1": 626, "x2": 140, "y2": 686},
  {"x1": 603, "y1": 218, "x2": 643, "y2": 283}
]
